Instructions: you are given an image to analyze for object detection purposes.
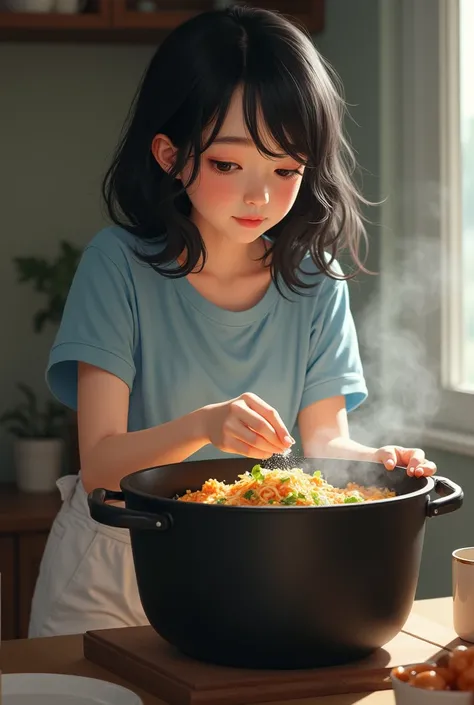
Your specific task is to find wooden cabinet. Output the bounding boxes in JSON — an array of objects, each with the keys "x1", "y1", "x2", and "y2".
[
  {"x1": 0, "y1": 0, "x2": 324, "y2": 42},
  {"x1": 0, "y1": 485, "x2": 61, "y2": 640},
  {"x1": 0, "y1": 535, "x2": 16, "y2": 641}
]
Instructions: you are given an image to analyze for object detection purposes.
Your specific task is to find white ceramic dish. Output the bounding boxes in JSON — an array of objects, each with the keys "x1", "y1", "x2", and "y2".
[
  {"x1": 391, "y1": 673, "x2": 474, "y2": 705},
  {"x1": 1, "y1": 673, "x2": 143, "y2": 705}
]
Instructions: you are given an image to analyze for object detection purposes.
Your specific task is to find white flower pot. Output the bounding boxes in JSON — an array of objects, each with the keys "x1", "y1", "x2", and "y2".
[{"x1": 14, "y1": 437, "x2": 64, "y2": 494}]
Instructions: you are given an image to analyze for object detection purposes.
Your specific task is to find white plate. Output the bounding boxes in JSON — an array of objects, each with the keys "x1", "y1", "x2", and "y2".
[{"x1": 1, "y1": 673, "x2": 143, "y2": 705}]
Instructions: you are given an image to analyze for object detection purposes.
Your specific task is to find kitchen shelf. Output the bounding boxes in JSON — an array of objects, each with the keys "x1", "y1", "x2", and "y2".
[{"x1": 0, "y1": 0, "x2": 324, "y2": 42}]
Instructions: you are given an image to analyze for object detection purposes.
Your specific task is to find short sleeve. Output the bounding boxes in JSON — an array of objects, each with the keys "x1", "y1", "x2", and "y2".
[
  {"x1": 46, "y1": 244, "x2": 136, "y2": 410},
  {"x1": 299, "y1": 274, "x2": 368, "y2": 414}
]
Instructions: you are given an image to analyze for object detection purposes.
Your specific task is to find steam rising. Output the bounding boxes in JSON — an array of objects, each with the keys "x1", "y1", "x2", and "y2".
[
  {"x1": 353, "y1": 235, "x2": 441, "y2": 449},
  {"x1": 293, "y1": 234, "x2": 443, "y2": 488}
]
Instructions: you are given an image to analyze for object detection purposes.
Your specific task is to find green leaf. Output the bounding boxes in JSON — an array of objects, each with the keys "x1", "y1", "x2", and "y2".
[
  {"x1": 251, "y1": 464, "x2": 264, "y2": 482},
  {"x1": 0, "y1": 385, "x2": 66, "y2": 438},
  {"x1": 0, "y1": 409, "x2": 30, "y2": 427},
  {"x1": 344, "y1": 495, "x2": 363, "y2": 504},
  {"x1": 280, "y1": 493, "x2": 298, "y2": 505},
  {"x1": 33, "y1": 309, "x2": 52, "y2": 333},
  {"x1": 243, "y1": 489, "x2": 255, "y2": 500},
  {"x1": 5, "y1": 426, "x2": 30, "y2": 438},
  {"x1": 14, "y1": 241, "x2": 82, "y2": 333},
  {"x1": 17, "y1": 383, "x2": 37, "y2": 410}
]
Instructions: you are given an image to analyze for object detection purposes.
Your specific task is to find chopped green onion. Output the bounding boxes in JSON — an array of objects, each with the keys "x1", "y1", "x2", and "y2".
[
  {"x1": 280, "y1": 477, "x2": 290, "y2": 483},
  {"x1": 243, "y1": 489, "x2": 255, "y2": 500},
  {"x1": 215, "y1": 498, "x2": 226, "y2": 504},
  {"x1": 251, "y1": 464, "x2": 264, "y2": 482},
  {"x1": 280, "y1": 493, "x2": 298, "y2": 505},
  {"x1": 313, "y1": 470, "x2": 322, "y2": 478},
  {"x1": 344, "y1": 495, "x2": 363, "y2": 503}
]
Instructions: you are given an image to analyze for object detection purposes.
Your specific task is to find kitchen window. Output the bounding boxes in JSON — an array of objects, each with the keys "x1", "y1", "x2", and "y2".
[
  {"x1": 379, "y1": 0, "x2": 474, "y2": 455},
  {"x1": 454, "y1": 0, "x2": 474, "y2": 391}
]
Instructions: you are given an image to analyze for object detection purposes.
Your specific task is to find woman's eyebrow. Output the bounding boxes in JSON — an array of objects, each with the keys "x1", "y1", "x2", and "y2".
[
  {"x1": 212, "y1": 136, "x2": 253, "y2": 145},
  {"x1": 210, "y1": 135, "x2": 289, "y2": 159},
  {"x1": 209, "y1": 135, "x2": 299, "y2": 160}
]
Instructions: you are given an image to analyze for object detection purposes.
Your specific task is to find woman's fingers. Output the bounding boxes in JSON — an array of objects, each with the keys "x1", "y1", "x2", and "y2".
[
  {"x1": 226, "y1": 437, "x2": 272, "y2": 460},
  {"x1": 233, "y1": 402, "x2": 290, "y2": 453},
  {"x1": 239, "y1": 392, "x2": 294, "y2": 447},
  {"x1": 228, "y1": 416, "x2": 286, "y2": 457}
]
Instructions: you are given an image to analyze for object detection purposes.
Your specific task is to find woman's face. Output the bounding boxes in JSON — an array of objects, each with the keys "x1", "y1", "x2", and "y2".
[{"x1": 181, "y1": 88, "x2": 305, "y2": 245}]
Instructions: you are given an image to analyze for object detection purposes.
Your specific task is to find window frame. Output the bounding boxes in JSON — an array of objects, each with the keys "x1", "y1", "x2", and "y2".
[{"x1": 379, "y1": 0, "x2": 474, "y2": 455}]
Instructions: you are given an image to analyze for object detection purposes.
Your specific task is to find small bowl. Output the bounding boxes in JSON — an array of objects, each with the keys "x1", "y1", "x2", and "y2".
[{"x1": 391, "y1": 673, "x2": 474, "y2": 705}]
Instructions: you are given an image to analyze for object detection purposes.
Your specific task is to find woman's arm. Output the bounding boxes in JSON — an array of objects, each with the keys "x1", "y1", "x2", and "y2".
[
  {"x1": 77, "y1": 362, "x2": 209, "y2": 494},
  {"x1": 298, "y1": 395, "x2": 377, "y2": 461},
  {"x1": 77, "y1": 363, "x2": 293, "y2": 494},
  {"x1": 298, "y1": 396, "x2": 437, "y2": 476}
]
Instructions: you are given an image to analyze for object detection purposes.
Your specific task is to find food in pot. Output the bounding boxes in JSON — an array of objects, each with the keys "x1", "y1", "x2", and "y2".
[
  {"x1": 391, "y1": 645, "x2": 474, "y2": 691},
  {"x1": 177, "y1": 464, "x2": 396, "y2": 506}
]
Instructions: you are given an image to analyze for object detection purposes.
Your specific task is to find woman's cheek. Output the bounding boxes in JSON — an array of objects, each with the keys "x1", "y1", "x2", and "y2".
[
  {"x1": 275, "y1": 179, "x2": 303, "y2": 214},
  {"x1": 195, "y1": 173, "x2": 238, "y2": 208}
]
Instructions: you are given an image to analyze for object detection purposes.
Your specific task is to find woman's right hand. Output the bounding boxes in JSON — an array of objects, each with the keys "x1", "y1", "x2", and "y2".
[{"x1": 200, "y1": 392, "x2": 294, "y2": 459}]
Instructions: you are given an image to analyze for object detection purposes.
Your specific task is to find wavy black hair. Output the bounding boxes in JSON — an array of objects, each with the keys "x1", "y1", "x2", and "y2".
[{"x1": 102, "y1": 4, "x2": 371, "y2": 293}]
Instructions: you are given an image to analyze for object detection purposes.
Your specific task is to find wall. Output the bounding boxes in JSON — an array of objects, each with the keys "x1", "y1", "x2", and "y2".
[{"x1": 0, "y1": 42, "x2": 155, "y2": 480}]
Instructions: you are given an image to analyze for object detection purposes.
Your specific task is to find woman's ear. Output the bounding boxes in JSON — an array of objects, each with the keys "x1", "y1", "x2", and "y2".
[{"x1": 151, "y1": 134, "x2": 178, "y2": 175}]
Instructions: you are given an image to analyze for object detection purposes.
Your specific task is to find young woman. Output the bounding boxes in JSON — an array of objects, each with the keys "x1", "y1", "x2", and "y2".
[{"x1": 28, "y1": 4, "x2": 436, "y2": 638}]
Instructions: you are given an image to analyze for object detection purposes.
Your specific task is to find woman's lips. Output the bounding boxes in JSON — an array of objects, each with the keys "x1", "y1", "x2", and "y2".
[{"x1": 233, "y1": 216, "x2": 267, "y2": 228}]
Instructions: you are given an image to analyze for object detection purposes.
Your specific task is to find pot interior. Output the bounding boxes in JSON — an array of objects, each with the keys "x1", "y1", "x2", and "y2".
[{"x1": 121, "y1": 456, "x2": 430, "y2": 503}]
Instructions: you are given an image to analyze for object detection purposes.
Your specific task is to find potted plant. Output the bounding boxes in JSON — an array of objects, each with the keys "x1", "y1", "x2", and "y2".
[
  {"x1": 14, "y1": 239, "x2": 82, "y2": 333},
  {"x1": 13, "y1": 239, "x2": 82, "y2": 475},
  {"x1": 0, "y1": 383, "x2": 67, "y2": 493}
]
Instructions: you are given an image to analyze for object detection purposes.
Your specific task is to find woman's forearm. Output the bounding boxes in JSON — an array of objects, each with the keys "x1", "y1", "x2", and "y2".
[
  {"x1": 81, "y1": 409, "x2": 208, "y2": 493},
  {"x1": 304, "y1": 435, "x2": 378, "y2": 462}
]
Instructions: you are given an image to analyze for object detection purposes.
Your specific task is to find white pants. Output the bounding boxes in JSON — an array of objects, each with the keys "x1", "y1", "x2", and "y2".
[{"x1": 28, "y1": 474, "x2": 149, "y2": 638}]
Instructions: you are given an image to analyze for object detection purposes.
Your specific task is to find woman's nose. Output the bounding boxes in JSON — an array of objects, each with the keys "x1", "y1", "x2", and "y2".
[{"x1": 243, "y1": 185, "x2": 270, "y2": 206}]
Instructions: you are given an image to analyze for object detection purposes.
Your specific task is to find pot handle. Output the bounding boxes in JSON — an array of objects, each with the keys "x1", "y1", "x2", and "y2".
[
  {"x1": 426, "y1": 476, "x2": 463, "y2": 518},
  {"x1": 87, "y1": 488, "x2": 173, "y2": 531}
]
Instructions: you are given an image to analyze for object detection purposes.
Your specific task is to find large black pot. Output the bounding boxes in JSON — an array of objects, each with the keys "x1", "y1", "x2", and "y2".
[{"x1": 88, "y1": 457, "x2": 463, "y2": 670}]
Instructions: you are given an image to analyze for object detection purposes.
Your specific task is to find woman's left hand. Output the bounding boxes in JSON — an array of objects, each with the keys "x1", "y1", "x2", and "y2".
[{"x1": 375, "y1": 446, "x2": 437, "y2": 477}]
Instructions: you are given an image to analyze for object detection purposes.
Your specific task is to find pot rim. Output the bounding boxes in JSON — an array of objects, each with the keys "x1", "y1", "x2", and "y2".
[{"x1": 120, "y1": 461, "x2": 437, "y2": 512}]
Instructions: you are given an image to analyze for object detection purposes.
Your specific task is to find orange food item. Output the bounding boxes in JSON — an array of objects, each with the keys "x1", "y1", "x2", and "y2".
[
  {"x1": 391, "y1": 645, "x2": 474, "y2": 692},
  {"x1": 392, "y1": 666, "x2": 411, "y2": 682},
  {"x1": 433, "y1": 666, "x2": 456, "y2": 686},
  {"x1": 409, "y1": 663, "x2": 436, "y2": 676},
  {"x1": 411, "y1": 670, "x2": 447, "y2": 690},
  {"x1": 457, "y1": 665, "x2": 474, "y2": 692},
  {"x1": 450, "y1": 646, "x2": 474, "y2": 674}
]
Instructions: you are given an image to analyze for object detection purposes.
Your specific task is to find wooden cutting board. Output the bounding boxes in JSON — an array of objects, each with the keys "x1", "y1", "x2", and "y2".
[{"x1": 82, "y1": 624, "x2": 451, "y2": 705}]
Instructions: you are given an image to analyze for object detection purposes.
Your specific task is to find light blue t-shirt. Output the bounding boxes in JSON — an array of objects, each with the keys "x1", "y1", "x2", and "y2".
[{"x1": 47, "y1": 226, "x2": 368, "y2": 461}]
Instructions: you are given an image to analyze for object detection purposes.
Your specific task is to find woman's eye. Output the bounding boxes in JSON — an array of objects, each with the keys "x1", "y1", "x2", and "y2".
[
  {"x1": 276, "y1": 169, "x2": 303, "y2": 179},
  {"x1": 209, "y1": 160, "x2": 238, "y2": 173}
]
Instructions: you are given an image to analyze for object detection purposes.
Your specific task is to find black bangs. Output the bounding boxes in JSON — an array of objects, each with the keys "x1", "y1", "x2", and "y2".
[{"x1": 102, "y1": 5, "x2": 372, "y2": 291}]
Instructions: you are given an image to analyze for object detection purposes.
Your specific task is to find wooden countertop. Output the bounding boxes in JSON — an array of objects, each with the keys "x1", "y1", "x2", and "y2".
[
  {"x1": 0, "y1": 483, "x2": 61, "y2": 532},
  {"x1": 1, "y1": 596, "x2": 455, "y2": 705}
]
